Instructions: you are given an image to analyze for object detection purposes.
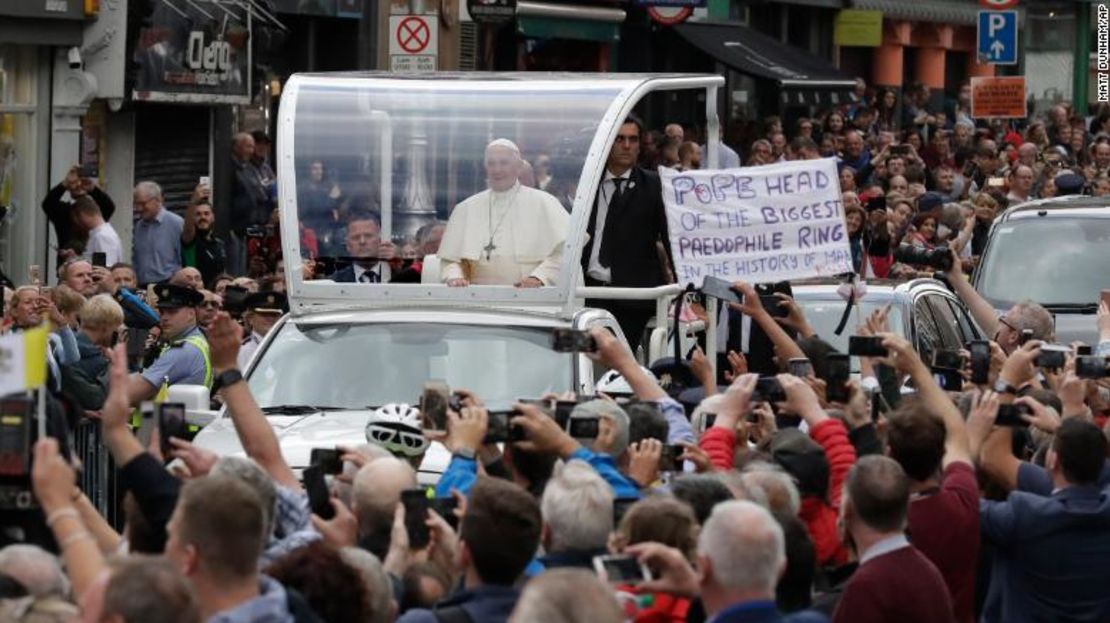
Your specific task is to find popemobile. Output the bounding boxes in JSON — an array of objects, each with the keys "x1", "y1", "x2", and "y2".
[{"x1": 182, "y1": 72, "x2": 727, "y2": 484}]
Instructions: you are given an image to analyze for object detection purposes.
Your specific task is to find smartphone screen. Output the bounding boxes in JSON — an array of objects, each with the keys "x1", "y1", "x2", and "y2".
[
  {"x1": 430, "y1": 497, "x2": 460, "y2": 531},
  {"x1": 157, "y1": 402, "x2": 187, "y2": 459},
  {"x1": 91, "y1": 252, "x2": 107, "y2": 268},
  {"x1": 568, "y1": 416, "x2": 600, "y2": 439},
  {"x1": 932, "y1": 369, "x2": 963, "y2": 391},
  {"x1": 848, "y1": 336, "x2": 888, "y2": 358},
  {"x1": 594, "y1": 555, "x2": 651, "y2": 585},
  {"x1": 659, "y1": 444, "x2": 683, "y2": 472},
  {"x1": 554, "y1": 400, "x2": 579, "y2": 429},
  {"x1": 551, "y1": 329, "x2": 597, "y2": 353},
  {"x1": 420, "y1": 381, "x2": 450, "y2": 432},
  {"x1": 995, "y1": 404, "x2": 1031, "y2": 427},
  {"x1": 309, "y1": 448, "x2": 343, "y2": 475},
  {"x1": 969, "y1": 340, "x2": 991, "y2": 385},
  {"x1": 700, "y1": 276, "x2": 741, "y2": 303},
  {"x1": 826, "y1": 354, "x2": 851, "y2": 403},
  {"x1": 788, "y1": 358, "x2": 814, "y2": 378},
  {"x1": 484, "y1": 411, "x2": 526, "y2": 444},
  {"x1": 303, "y1": 465, "x2": 334, "y2": 519},
  {"x1": 401, "y1": 489, "x2": 431, "y2": 549}
]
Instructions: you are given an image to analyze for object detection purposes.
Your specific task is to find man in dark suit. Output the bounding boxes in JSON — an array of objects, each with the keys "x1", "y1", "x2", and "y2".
[
  {"x1": 582, "y1": 116, "x2": 674, "y2": 346},
  {"x1": 330, "y1": 211, "x2": 396, "y2": 283},
  {"x1": 979, "y1": 418, "x2": 1110, "y2": 623},
  {"x1": 626, "y1": 500, "x2": 827, "y2": 623}
]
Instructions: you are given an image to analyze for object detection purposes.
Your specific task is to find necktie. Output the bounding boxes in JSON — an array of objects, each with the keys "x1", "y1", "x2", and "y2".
[
  {"x1": 612, "y1": 177, "x2": 626, "y2": 200},
  {"x1": 598, "y1": 177, "x2": 627, "y2": 269},
  {"x1": 359, "y1": 269, "x2": 379, "y2": 283}
]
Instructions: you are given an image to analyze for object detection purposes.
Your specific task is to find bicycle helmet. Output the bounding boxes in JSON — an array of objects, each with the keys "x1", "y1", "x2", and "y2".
[
  {"x1": 365, "y1": 403, "x2": 429, "y2": 457},
  {"x1": 596, "y1": 366, "x2": 657, "y2": 396}
]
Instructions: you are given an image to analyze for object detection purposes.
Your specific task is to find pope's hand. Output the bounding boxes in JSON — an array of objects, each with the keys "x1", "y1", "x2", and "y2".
[
  {"x1": 516, "y1": 277, "x2": 543, "y2": 288},
  {"x1": 446, "y1": 278, "x2": 469, "y2": 287}
]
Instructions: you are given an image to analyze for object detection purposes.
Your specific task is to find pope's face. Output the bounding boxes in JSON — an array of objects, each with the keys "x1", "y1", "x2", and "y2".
[{"x1": 485, "y1": 146, "x2": 522, "y2": 192}]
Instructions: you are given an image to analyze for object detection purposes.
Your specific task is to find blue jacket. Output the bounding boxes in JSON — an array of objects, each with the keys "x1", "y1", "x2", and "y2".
[
  {"x1": 709, "y1": 600, "x2": 828, "y2": 623},
  {"x1": 396, "y1": 585, "x2": 519, "y2": 623},
  {"x1": 435, "y1": 447, "x2": 640, "y2": 500},
  {"x1": 980, "y1": 485, "x2": 1110, "y2": 622}
]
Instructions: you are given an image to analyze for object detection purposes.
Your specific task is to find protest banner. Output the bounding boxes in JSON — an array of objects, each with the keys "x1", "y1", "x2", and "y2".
[{"x1": 660, "y1": 157, "x2": 852, "y2": 286}]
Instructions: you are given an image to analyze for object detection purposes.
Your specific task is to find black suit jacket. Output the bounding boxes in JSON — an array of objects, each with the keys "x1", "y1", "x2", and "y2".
[{"x1": 581, "y1": 167, "x2": 673, "y2": 287}]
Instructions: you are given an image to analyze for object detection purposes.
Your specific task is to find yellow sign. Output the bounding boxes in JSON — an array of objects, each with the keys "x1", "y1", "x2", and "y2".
[{"x1": 835, "y1": 10, "x2": 883, "y2": 48}]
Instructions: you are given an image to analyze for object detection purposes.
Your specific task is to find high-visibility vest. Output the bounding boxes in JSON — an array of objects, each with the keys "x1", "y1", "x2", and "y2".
[{"x1": 160, "y1": 333, "x2": 213, "y2": 389}]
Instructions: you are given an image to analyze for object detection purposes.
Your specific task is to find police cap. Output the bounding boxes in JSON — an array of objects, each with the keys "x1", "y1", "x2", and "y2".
[
  {"x1": 244, "y1": 291, "x2": 288, "y2": 315},
  {"x1": 1054, "y1": 172, "x2": 1086, "y2": 196},
  {"x1": 152, "y1": 283, "x2": 204, "y2": 309}
]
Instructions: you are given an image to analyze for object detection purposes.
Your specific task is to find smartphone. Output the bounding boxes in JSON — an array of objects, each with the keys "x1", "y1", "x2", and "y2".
[
  {"x1": 848, "y1": 336, "x2": 888, "y2": 358},
  {"x1": 1075, "y1": 356, "x2": 1110, "y2": 379},
  {"x1": 91, "y1": 251, "x2": 107, "y2": 268},
  {"x1": 753, "y1": 376, "x2": 786, "y2": 403},
  {"x1": 1018, "y1": 329, "x2": 1034, "y2": 346},
  {"x1": 0, "y1": 397, "x2": 34, "y2": 477},
  {"x1": 593, "y1": 554, "x2": 652, "y2": 585},
  {"x1": 309, "y1": 448, "x2": 343, "y2": 475},
  {"x1": 303, "y1": 465, "x2": 334, "y2": 520},
  {"x1": 157, "y1": 402, "x2": 187, "y2": 459},
  {"x1": 554, "y1": 400, "x2": 579, "y2": 429},
  {"x1": 995, "y1": 403, "x2": 1031, "y2": 427},
  {"x1": 826, "y1": 354, "x2": 851, "y2": 403},
  {"x1": 199, "y1": 175, "x2": 211, "y2": 187},
  {"x1": 702, "y1": 412, "x2": 717, "y2": 430},
  {"x1": 659, "y1": 444, "x2": 684, "y2": 472},
  {"x1": 1076, "y1": 345, "x2": 1093, "y2": 356},
  {"x1": 788, "y1": 358, "x2": 814, "y2": 378},
  {"x1": 430, "y1": 497, "x2": 459, "y2": 531},
  {"x1": 568, "y1": 416, "x2": 600, "y2": 439},
  {"x1": 890, "y1": 144, "x2": 910, "y2": 157},
  {"x1": 1034, "y1": 344, "x2": 1070, "y2": 369},
  {"x1": 551, "y1": 328, "x2": 598, "y2": 353},
  {"x1": 401, "y1": 489, "x2": 431, "y2": 549},
  {"x1": 932, "y1": 368, "x2": 963, "y2": 391},
  {"x1": 700, "y1": 276, "x2": 740, "y2": 303},
  {"x1": 865, "y1": 194, "x2": 887, "y2": 212},
  {"x1": 987, "y1": 176, "x2": 1006, "y2": 188},
  {"x1": 79, "y1": 163, "x2": 97, "y2": 179},
  {"x1": 968, "y1": 340, "x2": 991, "y2": 385},
  {"x1": 420, "y1": 381, "x2": 450, "y2": 432},
  {"x1": 28, "y1": 265, "x2": 40, "y2": 286},
  {"x1": 484, "y1": 410, "x2": 527, "y2": 444},
  {"x1": 760, "y1": 294, "x2": 789, "y2": 318},
  {"x1": 931, "y1": 350, "x2": 965, "y2": 371}
]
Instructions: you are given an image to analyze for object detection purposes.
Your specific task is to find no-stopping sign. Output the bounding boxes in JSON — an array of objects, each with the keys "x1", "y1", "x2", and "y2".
[{"x1": 389, "y1": 14, "x2": 438, "y2": 72}]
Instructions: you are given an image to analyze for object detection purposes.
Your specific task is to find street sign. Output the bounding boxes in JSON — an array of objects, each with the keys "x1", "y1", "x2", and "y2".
[
  {"x1": 979, "y1": 0, "x2": 1018, "y2": 8},
  {"x1": 977, "y1": 10, "x2": 1018, "y2": 65},
  {"x1": 970, "y1": 76, "x2": 1026, "y2": 118},
  {"x1": 389, "y1": 15, "x2": 438, "y2": 72}
]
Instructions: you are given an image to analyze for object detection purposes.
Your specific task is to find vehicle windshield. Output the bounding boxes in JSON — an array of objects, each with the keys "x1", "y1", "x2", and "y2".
[
  {"x1": 793, "y1": 297, "x2": 904, "y2": 372},
  {"x1": 247, "y1": 322, "x2": 572, "y2": 410},
  {"x1": 284, "y1": 75, "x2": 629, "y2": 290},
  {"x1": 977, "y1": 217, "x2": 1110, "y2": 307}
]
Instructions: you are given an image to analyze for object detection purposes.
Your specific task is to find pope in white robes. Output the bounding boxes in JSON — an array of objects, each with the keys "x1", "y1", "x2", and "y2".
[{"x1": 438, "y1": 139, "x2": 569, "y2": 287}]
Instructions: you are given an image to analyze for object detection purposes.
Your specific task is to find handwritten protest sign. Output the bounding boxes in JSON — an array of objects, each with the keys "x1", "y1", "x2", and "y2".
[{"x1": 660, "y1": 157, "x2": 852, "y2": 287}]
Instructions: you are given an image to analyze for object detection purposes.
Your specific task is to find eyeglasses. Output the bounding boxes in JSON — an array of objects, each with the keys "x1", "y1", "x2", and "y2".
[
  {"x1": 997, "y1": 316, "x2": 1018, "y2": 334},
  {"x1": 200, "y1": 302, "x2": 222, "y2": 310}
]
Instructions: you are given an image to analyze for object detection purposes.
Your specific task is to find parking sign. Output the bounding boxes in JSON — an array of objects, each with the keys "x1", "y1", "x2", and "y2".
[{"x1": 977, "y1": 10, "x2": 1018, "y2": 65}]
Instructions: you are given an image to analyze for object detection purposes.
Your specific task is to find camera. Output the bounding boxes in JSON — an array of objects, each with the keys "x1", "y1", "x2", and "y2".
[
  {"x1": 67, "y1": 46, "x2": 83, "y2": 69},
  {"x1": 551, "y1": 328, "x2": 597, "y2": 353},
  {"x1": 893, "y1": 244, "x2": 953, "y2": 272}
]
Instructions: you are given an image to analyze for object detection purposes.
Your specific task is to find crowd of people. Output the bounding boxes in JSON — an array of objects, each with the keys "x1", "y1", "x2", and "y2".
[{"x1": 1, "y1": 76, "x2": 1110, "y2": 623}]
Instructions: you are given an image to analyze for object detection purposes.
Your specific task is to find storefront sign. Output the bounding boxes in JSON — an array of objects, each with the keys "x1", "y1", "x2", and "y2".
[
  {"x1": 970, "y1": 76, "x2": 1027, "y2": 118},
  {"x1": 660, "y1": 158, "x2": 851, "y2": 286},
  {"x1": 834, "y1": 9, "x2": 882, "y2": 47},
  {"x1": 132, "y1": 1, "x2": 251, "y2": 104},
  {"x1": 467, "y1": 0, "x2": 515, "y2": 24},
  {"x1": 389, "y1": 14, "x2": 438, "y2": 72}
]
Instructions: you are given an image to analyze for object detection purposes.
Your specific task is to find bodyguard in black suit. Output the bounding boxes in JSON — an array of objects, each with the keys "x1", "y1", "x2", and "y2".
[{"x1": 582, "y1": 116, "x2": 674, "y2": 345}]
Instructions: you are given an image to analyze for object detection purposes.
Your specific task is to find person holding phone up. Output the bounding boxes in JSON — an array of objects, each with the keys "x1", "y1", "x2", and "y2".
[
  {"x1": 73, "y1": 195, "x2": 123, "y2": 268},
  {"x1": 40, "y1": 165, "x2": 116, "y2": 263}
]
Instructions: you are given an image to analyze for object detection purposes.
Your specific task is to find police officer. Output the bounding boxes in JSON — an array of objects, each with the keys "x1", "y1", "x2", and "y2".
[
  {"x1": 236, "y1": 290, "x2": 287, "y2": 370},
  {"x1": 126, "y1": 283, "x2": 212, "y2": 404}
]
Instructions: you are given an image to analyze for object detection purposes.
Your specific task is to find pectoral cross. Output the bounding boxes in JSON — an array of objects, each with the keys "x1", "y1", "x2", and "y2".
[{"x1": 483, "y1": 240, "x2": 496, "y2": 261}]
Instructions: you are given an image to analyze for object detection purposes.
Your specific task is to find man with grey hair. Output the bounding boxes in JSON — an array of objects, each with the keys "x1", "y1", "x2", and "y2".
[
  {"x1": 944, "y1": 250, "x2": 1053, "y2": 354},
  {"x1": 509, "y1": 568, "x2": 623, "y2": 623},
  {"x1": 625, "y1": 500, "x2": 826, "y2": 622},
  {"x1": 569, "y1": 399, "x2": 631, "y2": 459},
  {"x1": 741, "y1": 462, "x2": 802, "y2": 517},
  {"x1": 0, "y1": 544, "x2": 68, "y2": 597},
  {"x1": 537, "y1": 460, "x2": 614, "y2": 571},
  {"x1": 349, "y1": 457, "x2": 418, "y2": 559},
  {"x1": 132, "y1": 180, "x2": 184, "y2": 285}
]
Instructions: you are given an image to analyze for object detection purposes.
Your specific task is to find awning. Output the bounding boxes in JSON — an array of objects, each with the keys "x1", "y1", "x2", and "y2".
[
  {"x1": 676, "y1": 21, "x2": 856, "y2": 104},
  {"x1": 516, "y1": 0, "x2": 624, "y2": 42},
  {"x1": 850, "y1": 0, "x2": 1000, "y2": 26}
]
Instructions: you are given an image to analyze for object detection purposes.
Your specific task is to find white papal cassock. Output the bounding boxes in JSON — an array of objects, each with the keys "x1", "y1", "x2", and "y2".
[{"x1": 438, "y1": 181, "x2": 569, "y2": 286}]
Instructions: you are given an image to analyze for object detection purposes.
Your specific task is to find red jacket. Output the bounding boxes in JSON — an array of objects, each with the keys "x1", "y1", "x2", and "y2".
[{"x1": 698, "y1": 419, "x2": 855, "y2": 567}]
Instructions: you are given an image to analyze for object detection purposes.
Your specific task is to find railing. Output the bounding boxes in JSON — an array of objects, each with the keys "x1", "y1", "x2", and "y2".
[{"x1": 73, "y1": 419, "x2": 122, "y2": 528}]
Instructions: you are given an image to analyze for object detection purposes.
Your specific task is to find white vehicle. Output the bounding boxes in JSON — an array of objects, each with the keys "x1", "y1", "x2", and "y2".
[{"x1": 189, "y1": 72, "x2": 725, "y2": 483}]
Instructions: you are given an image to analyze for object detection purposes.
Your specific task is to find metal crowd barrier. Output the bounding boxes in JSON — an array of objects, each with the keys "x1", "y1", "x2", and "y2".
[{"x1": 73, "y1": 419, "x2": 122, "y2": 528}]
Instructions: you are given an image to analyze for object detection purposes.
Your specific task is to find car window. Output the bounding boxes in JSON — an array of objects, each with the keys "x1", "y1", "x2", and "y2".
[
  {"x1": 913, "y1": 297, "x2": 943, "y2": 364},
  {"x1": 944, "y1": 297, "x2": 980, "y2": 344},
  {"x1": 792, "y1": 297, "x2": 904, "y2": 372},
  {"x1": 976, "y1": 216, "x2": 1110, "y2": 306},
  {"x1": 248, "y1": 322, "x2": 572, "y2": 410},
  {"x1": 924, "y1": 295, "x2": 964, "y2": 352}
]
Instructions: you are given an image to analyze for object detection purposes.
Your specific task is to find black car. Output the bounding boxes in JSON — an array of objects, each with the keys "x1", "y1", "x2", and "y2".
[{"x1": 972, "y1": 196, "x2": 1110, "y2": 345}]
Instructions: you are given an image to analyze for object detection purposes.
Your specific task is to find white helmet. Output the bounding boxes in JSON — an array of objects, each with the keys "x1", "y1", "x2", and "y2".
[
  {"x1": 596, "y1": 366, "x2": 656, "y2": 396},
  {"x1": 365, "y1": 403, "x2": 428, "y2": 457}
]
